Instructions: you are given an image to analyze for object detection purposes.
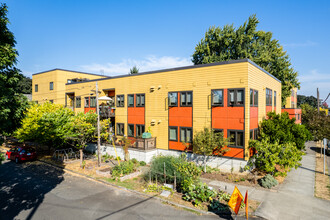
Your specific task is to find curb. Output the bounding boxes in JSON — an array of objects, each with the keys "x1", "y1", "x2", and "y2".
[{"x1": 37, "y1": 159, "x2": 218, "y2": 216}]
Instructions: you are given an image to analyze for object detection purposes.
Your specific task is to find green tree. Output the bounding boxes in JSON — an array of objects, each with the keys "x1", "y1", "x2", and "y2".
[
  {"x1": 192, "y1": 15, "x2": 299, "y2": 105},
  {"x1": 248, "y1": 139, "x2": 303, "y2": 176},
  {"x1": 15, "y1": 102, "x2": 74, "y2": 151},
  {"x1": 0, "y1": 4, "x2": 29, "y2": 136},
  {"x1": 259, "y1": 111, "x2": 312, "y2": 150},
  {"x1": 297, "y1": 95, "x2": 317, "y2": 108},
  {"x1": 193, "y1": 127, "x2": 229, "y2": 173},
  {"x1": 301, "y1": 104, "x2": 330, "y2": 140},
  {"x1": 64, "y1": 112, "x2": 96, "y2": 167},
  {"x1": 129, "y1": 66, "x2": 139, "y2": 74},
  {"x1": 17, "y1": 75, "x2": 32, "y2": 94}
]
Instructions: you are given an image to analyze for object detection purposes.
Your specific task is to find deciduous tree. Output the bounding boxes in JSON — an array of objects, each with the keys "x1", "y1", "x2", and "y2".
[
  {"x1": 0, "y1": 3, "x2": 29, "y2": 135},
  {"x1": 64, "y1": 112, "x2": 96, "y2": 167},
  {"x1": 301, "y1": 104, "x2": 330, "y2": 140},
  {"x1": 193, "y1": 127, "x2": 229, "y2": 172},
  {"x1": 259, "y1": 111, "x2": 312, "y2": 150},
  {"x1": 15, "y1": 102, "x2": 74, "y2": 151},
  {"x1": 192, "y1": 15, "x2": 299, "y2": 105}
]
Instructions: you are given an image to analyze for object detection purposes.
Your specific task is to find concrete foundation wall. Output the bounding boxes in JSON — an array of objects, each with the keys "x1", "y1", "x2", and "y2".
[{"x1": 85, "y1": 144, "x2": 247, "y2": 173}]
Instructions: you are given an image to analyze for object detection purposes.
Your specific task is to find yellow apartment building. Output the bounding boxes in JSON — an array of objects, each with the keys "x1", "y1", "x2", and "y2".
[{"x1": 32, "y1": 59, "x2": 282, "y2": 167}]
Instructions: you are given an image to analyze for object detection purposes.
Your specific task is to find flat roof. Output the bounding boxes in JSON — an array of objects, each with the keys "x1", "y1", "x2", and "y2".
[
  {"x1": 60, "y1": 59, "x2": 280, "y2": 85},
  {"x1": 33, "y1": 68, "x2": 109, "y2": 77}
]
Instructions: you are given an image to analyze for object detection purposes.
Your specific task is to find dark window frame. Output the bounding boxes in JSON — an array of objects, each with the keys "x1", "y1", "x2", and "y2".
[
  {"x1": 35, "y1": 84, "x2": 38, "y2": 92},
  {"x1": 254, "y1": 90, "x2": 258, "y2": 107},
  {"x1": 211, "y1": 89, "x2": 224, "y2": 107},
  {"x1": 227, "y1": 130, "x2": 244, "y2": 147},
  {"x1": 228, "y1": 89, "x2": 245, "y2": 107},
  {"x1": 180, "y1": 127, "x2": 193, "y2": 143},
  {"x1": 127, "y1": 94, "x2": 134, "y2": 107},
  {"x1": 136, "y1": 94, "x2": 145, "y2": 107},
  {"x1": 180, "y1": 91, "x2": 193, "y2": 107},
  {"x1": 127, "y1": 124, "x2": 134, "y2": 137},
  {"x1": 90, "y1": 96, "x2": 96, "y2": 108},
  {"x1": 136, "y1": 124, "x2": 145, "y2": 137},
  {"x1": 116, "y1": 95, "x2": 125, "y2": 107},
  {"x1": 274, "y1": 91, "x2": 277, "y2": 106},
  {"x1": 84, "y1": 97, "x2": 89, "y2": 108},
  {"x1": 76, "y1": 96, "x2": 81, "y2": 108},
  {"x1": 116, "y1": 123, "x2": 124, "y2": 136},
  {"x1": 250, "y1": 89, "x2": 253, "y2": 107},
  {"x1": 266, "y1": 88, "x2": 272, "y2": 106},
  {"x1": 50, "y1": 82, "x2": 54, "y2": 90},
  {"x1": 169, "y1": 126, "x2": 178, "y2": 141},
  {"x1": 254, "y1": 128, "x2": 258, "y2": 140},
  {"x1": 168, "y1": 92, "x2": 178, "y2": 107}
]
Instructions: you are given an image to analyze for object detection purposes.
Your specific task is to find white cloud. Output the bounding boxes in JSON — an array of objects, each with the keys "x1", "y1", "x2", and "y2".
[
  {"x1": 283, "y1": 41, "x2": 317, "y2": 48},
  {"x1": 298, "y1": 69, "x2": 330, "y2": 103},
  {"x1": 80, "y1": 55, "x2": 193, "y2": 76}
]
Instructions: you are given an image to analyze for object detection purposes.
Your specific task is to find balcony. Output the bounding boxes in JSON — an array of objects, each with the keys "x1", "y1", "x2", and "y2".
[
  {"x1": 99, "y1": 105, "x2": 115, "y2": 119},
  {"x1": 115, "y1": 137, "x2": 157, "y2": 150}
]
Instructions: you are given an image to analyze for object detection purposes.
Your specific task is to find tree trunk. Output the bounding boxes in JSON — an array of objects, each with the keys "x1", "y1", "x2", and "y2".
[
  {"x1": 80, "y1": 149, "x2": 83, "y2": 168},
  {"x1": 124, "y1": 151, "x2": 130, "y2": 161},
  {"x1": 204, "y1": 155, "x2": 207, "y2": 173}
]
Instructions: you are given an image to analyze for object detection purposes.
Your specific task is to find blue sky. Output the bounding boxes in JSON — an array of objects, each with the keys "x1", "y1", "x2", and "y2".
[{"x1": 4, "y1": 0, "x2": 330, "y2": 101}]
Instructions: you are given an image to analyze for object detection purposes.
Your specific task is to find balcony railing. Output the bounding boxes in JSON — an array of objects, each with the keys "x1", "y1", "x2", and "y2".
[
  {"x1": 115, "y1": 137, "x2": 157, "y2": 150},
  {"x1": 99, "y1": 106, "x2": 115, "y2": 119}
]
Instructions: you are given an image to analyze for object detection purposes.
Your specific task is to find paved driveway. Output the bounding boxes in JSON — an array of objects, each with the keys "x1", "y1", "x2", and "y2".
[{"x1": 0, "y1": 160, "x2": 226, "y2": 220}]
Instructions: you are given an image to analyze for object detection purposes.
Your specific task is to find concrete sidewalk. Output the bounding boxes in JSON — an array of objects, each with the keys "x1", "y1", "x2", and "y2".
[{"x1": 205, "y1": 141, "x2": 330, "y2": 220}]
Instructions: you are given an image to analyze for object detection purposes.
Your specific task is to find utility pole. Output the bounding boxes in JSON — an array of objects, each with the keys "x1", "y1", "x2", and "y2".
[
  {"x1": 96, "y1": 82, "x2": 101, "y2": 167},
  {"x1": 317, "y1": 88, "x2": 320, "y2": 114}
]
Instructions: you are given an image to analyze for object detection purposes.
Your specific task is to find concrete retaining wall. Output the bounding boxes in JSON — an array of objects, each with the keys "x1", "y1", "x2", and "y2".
[{"x1": 85, "y1": 144, "x2": 247, "y2": 173}]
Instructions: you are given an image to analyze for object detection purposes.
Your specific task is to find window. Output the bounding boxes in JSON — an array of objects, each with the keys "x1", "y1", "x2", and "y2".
[
  {"x1": 76, "y1": 97, "x2": 81, "y2": 108},
  {"x1": 250, "y1": 130, "x2": 253, "y2": 139},
  {"x1": 274, "y1": 91, "x2": 277, "y2": 106},
  {"x1": 213, "y1": 129, "x2": 224, "y2": 137},
  {"x1": 169, "y1": 126, "x2": 178, "y2": 141},
  {"x1": 35, "y1": 84, "x2": 38, "y2": 92},
  {"x1": 84, "y1": 97, "x2": 89, "y2": 107},
  {"x1": 50, "y1": 82, "x2": 54, "y2": 90},
  {"x1": 228, "y1": 89, "x2": 244, "y2": 106},
  {"x1": 136, "y1": 94, "x2": 145, "y2": 107},
  {"x1": 116, "y1": 123, "x2": 124, "y2": 136},
  {"x1": 254, "y1": 129, "x2": 258, "y2": 140},
  {"x1": 212, "y1": 89, "x2": 223, "y2": 106},
  {"x1": 228, "y1": 130, "x2": 244, "y2": 147},
  {"x1": 250, "y1": 89, "x2": 253, "y2": 106},
  {"x1": 90, "y1": 97, "x2": 96, "y2": 107},
  {"x1": 116, "y1": 95, "x2": 124, "y2": 107},
  {"x1": 128, "y1": 124, "x2": 134, "y2": 137},
  {"x1": 180, "y1": 91, "x2": 192, "y2": 106},
  {"x1": 254, "y1": 90, "x2": 258, "y2": 106},
  {"x1": 266, "y1": 88, "x2": 272, "y2": 106},
  {"x1": 180, "y1": 127, "x2": 192, "y2": 143},
  {"x1": 168, "y1": 92, "x2": 178, "y2": 107},
  {"x1": 136, "y1": 124, "x2": 145, "y2": 137},
  {"x1": 49, "y1": 100, "x2": 53, "y2": 103},
  {"x1": 128, "y1": 94, "x2": 134, "y2": 107},
  {"x1": 250, "y1": 89, "x2": 258, "y2": 107}
]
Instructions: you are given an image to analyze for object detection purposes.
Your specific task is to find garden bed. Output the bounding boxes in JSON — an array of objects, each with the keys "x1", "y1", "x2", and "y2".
[{"x1": 201, "y1": 170, "x2": 285, "y2": 189}]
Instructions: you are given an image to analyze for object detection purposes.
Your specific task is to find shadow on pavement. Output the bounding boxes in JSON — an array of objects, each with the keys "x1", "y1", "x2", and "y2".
[{"x1": 0, "y1": 159, "x2": 64, "y2": 220}]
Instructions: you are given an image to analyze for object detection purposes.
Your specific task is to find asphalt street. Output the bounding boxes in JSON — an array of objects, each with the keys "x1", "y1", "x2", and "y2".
[{"x1": 0, "y1": 160, "x2": 236, "y2": 220}]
